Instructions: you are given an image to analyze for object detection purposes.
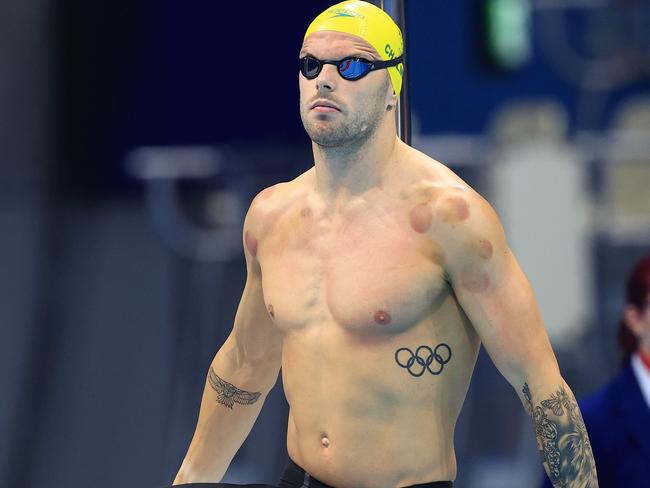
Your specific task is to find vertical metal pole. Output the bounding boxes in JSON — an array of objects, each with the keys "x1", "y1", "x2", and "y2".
[{"x1": 379, "y1": 0, "x2": 411, "y2": 145}]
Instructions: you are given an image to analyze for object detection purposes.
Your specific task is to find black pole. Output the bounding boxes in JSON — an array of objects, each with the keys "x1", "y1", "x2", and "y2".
[
  {"x1": 379, "y1": 0, "x2": 411, "y2": 145},
  {"x1": 397, "y1": 0, "x2": 411, "y2": 146}
]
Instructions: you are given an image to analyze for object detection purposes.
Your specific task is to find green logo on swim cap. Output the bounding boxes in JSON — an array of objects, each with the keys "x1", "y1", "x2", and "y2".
[{"x1": 327, "y1": 8, "x2": 364, "y2": 20}]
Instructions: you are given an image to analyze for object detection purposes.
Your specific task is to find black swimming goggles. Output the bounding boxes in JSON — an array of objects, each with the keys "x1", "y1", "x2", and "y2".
[{"x1": 299, "y1": 55, "x2": 403, "y2": 81}]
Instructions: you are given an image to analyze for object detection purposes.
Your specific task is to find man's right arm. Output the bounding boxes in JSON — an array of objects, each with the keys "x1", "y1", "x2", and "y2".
[{"x1": 173, "y1": 191, "x2": 283, "y2": 484}]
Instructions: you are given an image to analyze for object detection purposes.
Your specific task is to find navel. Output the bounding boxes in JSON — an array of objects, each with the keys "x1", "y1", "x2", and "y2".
[
  {"x1": 409, "y1": 203, "x2": 433, "y2": 233},
  {"x1": 244, "y1": 230, "x2": 258, "y2": 257},
  {"x1": 267, "y1": 303, "x2": 275, "y2": 318},
  {"x1": 321, "y1": 434, "x2": 330, "y2": 448},
  {"x1": 374, "y1": 309, "x2": 392, "y2": 325}
]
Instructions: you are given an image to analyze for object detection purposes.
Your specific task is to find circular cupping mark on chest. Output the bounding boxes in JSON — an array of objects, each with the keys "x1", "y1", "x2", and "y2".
[
  {"x1": 435, "y1": 196, "x2": 470, "y2": 224},
  {"x1": 409, "y1": 203, "x2": 433, "y2": 233}
]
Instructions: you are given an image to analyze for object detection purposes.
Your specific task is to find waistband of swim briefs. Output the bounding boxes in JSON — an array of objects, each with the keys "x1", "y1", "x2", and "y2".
[{"x1": 279, "y1": 458, "x2": 453, "y2": 488}]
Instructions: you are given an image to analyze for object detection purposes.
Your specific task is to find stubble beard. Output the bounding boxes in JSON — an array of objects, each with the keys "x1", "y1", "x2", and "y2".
[{"x1": 300, "y1": 86, "x2": 388, "y2": 148}]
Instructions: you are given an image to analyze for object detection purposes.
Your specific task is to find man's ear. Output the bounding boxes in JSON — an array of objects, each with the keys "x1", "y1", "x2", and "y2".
[{"x1": 386, "y1": 88, "x2": 398, "y2": 111}]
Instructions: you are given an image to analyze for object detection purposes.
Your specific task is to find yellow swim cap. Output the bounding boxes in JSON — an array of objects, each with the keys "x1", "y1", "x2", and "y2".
[{"x1": 303, "y1": 0, "x2": 404, "y2": 97}]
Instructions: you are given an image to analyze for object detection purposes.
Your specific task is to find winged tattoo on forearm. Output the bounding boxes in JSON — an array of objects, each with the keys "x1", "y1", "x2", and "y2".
[
  {"x1": 208, "y1": 366, "x2": 261, "y2": 409},
  {"x1": 523, "y1": 383, "x2": 598, "y2": 487}
]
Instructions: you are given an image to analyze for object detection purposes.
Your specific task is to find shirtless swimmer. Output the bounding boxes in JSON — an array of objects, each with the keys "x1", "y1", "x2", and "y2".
[{"x1": 173, "y1": 2, "x2": 598, "y2": 487}]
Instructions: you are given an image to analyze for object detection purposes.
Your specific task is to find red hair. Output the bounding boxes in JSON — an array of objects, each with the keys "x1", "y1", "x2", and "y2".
[{"x1": 618, "y1": 253, "x2": 650, "y2": 364}]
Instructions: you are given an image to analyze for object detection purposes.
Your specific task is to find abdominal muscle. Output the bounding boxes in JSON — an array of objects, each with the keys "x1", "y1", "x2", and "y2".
[
  {"x1": 286, "y1": 407, "x2": 455, "y2": 488},
  {"x1": 280, "y1": 308, "x2": 479, "y2": 488}
]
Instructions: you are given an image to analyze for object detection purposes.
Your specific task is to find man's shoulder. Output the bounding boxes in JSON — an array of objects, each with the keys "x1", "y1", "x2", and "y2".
[
  {"x1": 403, "y1": 150, "x2": 500, "y2": 238},
  {"x1": 402, "y1": 146, "x2": 486, "y2": 207},
  {"x1": 401, "y1": 148, "x2": 507, "y2": 272},
  {"x1": 246, "y1": 171, "x2": 310, "y2": 230}
]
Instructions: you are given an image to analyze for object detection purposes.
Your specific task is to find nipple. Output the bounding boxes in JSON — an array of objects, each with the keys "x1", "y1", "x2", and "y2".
[{"x1": 374, "y1": 310, "x2": 392, "y2": 325}]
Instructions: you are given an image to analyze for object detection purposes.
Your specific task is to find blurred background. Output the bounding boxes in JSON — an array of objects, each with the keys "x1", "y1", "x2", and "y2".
[{"x1": 1, "y1": 0, "x2": 649, "y2": 487}]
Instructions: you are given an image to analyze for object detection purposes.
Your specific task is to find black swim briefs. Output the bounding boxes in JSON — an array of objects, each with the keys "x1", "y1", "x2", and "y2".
[
  {"x1": 277, "y1": 457, "x2": 453, "y2": 488},
  {"x1": 168, "y1": 457, "x2": 453, "y2": 488}
]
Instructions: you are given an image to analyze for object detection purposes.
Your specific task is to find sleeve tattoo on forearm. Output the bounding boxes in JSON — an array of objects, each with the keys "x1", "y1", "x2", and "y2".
[
  {"x1": 522, "y1": 383, "x2": 598, "y2": 487},
  {"x1": 208, "y1": 367, "x2": 261, "y2": 409}
]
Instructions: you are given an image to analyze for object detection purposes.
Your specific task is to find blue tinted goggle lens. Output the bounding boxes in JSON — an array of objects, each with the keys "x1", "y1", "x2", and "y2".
[{"x1": 338, "y1": 58, "x2": 371, "y2": 79}]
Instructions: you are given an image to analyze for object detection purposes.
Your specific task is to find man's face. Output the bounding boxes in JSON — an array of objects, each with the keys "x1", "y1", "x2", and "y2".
[{"x1": 298, "y1": 31, "x2": 393, "y2": 147}]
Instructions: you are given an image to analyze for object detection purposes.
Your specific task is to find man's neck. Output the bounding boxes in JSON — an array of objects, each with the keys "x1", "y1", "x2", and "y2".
[{"x1": 312, "y1": 130, "x2": 400, "y2": 212}]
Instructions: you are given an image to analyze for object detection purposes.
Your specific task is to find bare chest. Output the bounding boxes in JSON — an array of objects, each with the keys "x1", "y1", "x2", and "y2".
[{"x1": 257, "y1": 199, "x2": 447, "y2": 336}]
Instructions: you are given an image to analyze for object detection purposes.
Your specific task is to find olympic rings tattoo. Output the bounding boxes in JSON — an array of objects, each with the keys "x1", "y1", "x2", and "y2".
[{"x1": 394, "y1": 343, "x2": 452, "y2": 377}]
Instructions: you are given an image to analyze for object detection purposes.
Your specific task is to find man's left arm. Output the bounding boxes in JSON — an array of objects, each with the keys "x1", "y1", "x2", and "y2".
[{"x1": 433, "y1": 189, "x2": 598, "y2": 488}]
